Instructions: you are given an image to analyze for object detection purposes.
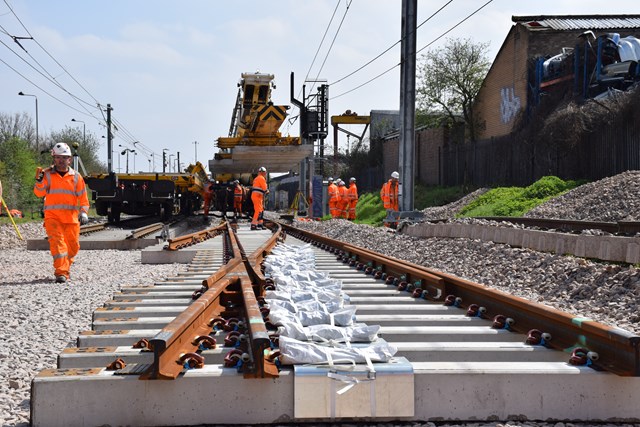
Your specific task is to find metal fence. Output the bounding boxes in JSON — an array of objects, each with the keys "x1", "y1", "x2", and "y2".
[{"x1": 440, "y1": 119, "x2": 640, "y2": 186}]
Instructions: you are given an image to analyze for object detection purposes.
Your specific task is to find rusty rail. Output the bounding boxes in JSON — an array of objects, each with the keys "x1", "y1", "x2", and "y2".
[
  {"x1": 164, "y1": 223, "x2": 225, "y2": 250},
  {"x1": 79, "y1": 223, "x2": 105, "y2": 235},
  {"x1": 429, "y1": 217, "x2": 640, "y2": 235},
  {"x1": 142, "y1": 222, "x2": 280, "y2": 379},
  {"x1": 282, "y1": 223, "x2": 640, "y2": 376},
  {"x1": 126, "y1": 222, "x2": 164, "y2": 239}
]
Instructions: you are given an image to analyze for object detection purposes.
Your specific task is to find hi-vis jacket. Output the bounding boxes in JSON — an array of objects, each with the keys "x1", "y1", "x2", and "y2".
[
  {"x1": 33, "y1": 167, "x2": 90, "y2": 224},
  {"x1": 380, "y1": 179, "x2": 399, "y2": 211}
]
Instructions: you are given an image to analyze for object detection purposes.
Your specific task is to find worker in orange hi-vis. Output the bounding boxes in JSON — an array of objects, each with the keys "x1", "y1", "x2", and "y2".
[
  {"x1": 337, "y1": 179, "x2": 349, "y2": 219},
  {"x1": 251, "y1": 167, "x2": 269, "y2": 230},
  {"x1": 346, "y1": 177, "x2": 359, "y2": 220},
  {"x1": 232, "y1": 180, "x2": 244, "y2": 220},
  {"x1": 33, "y1": 142, "x2": 90, "y2": 284},
  {"x1": 380, "y1": 171, "x2": 400, "y2": 227},
  {"x1": 327, "y1": 177, "x2": 339, "y2": 218},
  {"x1": 202, "y1": 180, "x2": 214, "y2": 222}
]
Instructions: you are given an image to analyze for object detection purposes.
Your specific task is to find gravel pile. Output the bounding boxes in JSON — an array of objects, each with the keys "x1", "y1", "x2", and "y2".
[
  {"x1": 526, "y1": 170, "x2": 640, "y2": 221},
  {"x1": 420, "y1": 188, "x2": 488, "y2": 220},
  {"x1": 0, "y1": 222, "x2": 183, "y2": 427}
]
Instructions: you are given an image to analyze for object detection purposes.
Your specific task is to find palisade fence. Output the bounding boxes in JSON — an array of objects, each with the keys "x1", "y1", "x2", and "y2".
[{"x1": 441, "y1": 119, "x2": 640, "y2": 186}]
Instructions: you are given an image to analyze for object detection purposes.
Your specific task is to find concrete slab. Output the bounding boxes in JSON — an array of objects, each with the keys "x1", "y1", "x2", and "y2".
[{"x1": 31, "y1": 363, "x2": 640, "y2": 426}]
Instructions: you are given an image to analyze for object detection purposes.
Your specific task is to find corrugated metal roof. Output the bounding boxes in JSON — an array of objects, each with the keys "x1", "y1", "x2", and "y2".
[{"x1": 513, "y1": 15, "x2": 640, "y2": 31}]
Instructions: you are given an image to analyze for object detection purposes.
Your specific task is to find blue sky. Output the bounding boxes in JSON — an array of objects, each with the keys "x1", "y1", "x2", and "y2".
[{"x1": 1, "y1": 0, "x2": 638, "y2": 172}]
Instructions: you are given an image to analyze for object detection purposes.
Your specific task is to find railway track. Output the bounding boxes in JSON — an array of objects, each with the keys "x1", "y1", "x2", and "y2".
[
  {"x1": 430, "y1": 216, "x2": 640, "y2": 235},
  {"x1": 31, "y1": 219, "x2": 640, "y2": 426}
]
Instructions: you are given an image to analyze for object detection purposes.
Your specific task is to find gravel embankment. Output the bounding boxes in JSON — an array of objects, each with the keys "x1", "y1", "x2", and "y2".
[{"x1": 0, "y1": 222, "x2": 183, "y2": 427}]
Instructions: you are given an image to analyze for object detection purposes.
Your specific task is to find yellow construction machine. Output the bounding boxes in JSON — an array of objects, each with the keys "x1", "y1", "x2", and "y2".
[{"x1": 209, "y1": 72, "x2": 313, "y2": 177}]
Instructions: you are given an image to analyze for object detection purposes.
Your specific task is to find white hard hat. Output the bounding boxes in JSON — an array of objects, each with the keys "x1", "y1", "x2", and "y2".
[
  {"x1": 391, "y1": 171, "x2": 400, "y2": 179},
  {"x1": 328, "y1": 177, "x2": 333, "y2": 181},
  {"x1": 350, "y1": 177, "x2": 356, "y2": 182},
  {"x1": 51, "y1": 142, "x2": 72, "y2": 157},
  {"x1": 258, "y1": 166, "x2": 267, "y2": 172},
  {"x1": 338, "y1": 180, "x2": 345, "y2": 186}
]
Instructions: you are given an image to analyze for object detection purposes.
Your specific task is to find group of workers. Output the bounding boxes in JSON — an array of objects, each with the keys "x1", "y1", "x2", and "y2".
[
  {"x1": 201, "y1": 166, "x2": 268, "y2": 231},
  {"x1": 202, "y1": 179, "x2": 246, "y2": 222},
  {"x1": 327, "y1": 177, "x2": 358, "y2": 220}
]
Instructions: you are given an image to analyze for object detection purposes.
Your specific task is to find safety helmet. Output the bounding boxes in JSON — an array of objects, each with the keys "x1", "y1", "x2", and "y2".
[
  {"x1": 258, "y1": 166, "x2": 267, "y2": 172},
  {"x1": 338, "y1": 180, "x2": 345, "y2": 186},
  {"x1": 350, "y1": 177, "x2": 356, "y2": 182},
  {"x1": 51, "y1": 142, "x2": 72, "y2": 157},
  {"x1": 234, "y1": 180, "x2": 240, "y2": 184},
  {"x1": 328, "y1": 177, "x2": 333, "y2": 182},
  {"x1": 391, "y1": 171, "x2": 400, "y2": 179}
]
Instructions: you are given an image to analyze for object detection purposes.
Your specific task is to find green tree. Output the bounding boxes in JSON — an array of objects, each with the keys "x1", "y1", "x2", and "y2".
[
  {"x1": 49, "y1": 127, "x2": 106, "y2": 174},
  {"x1": 416, "y1": 37, "x2": 490, "y2": 141},
  {"x1": 0, "y1": 136, "x2": 39, "y2": 212}
]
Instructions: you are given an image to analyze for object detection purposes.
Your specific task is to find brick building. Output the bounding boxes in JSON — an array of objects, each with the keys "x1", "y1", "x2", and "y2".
[{"x1": 474, "y1": 14, "x2": 640, "y2": 140}]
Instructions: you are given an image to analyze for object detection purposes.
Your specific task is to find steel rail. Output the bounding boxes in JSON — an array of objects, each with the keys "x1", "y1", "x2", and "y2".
[
  {"x1": 164, "y1": 223, "x2": 226, "y2": 250},
  {"x1": 282, "y1": 222, "x2": 640, "y2": 376},
  {"x1": 79, "y1": 223, "x2": 105, "y2": 234},
  {"x1": 142, "y1": 222, "x2": 280, "y2": 380},
  {"x1": 433, "y1": 217, "x2": 640, "y2": 235},
  {"x1": 126, "y1": 222, "x2": 164, "y2": 239}
]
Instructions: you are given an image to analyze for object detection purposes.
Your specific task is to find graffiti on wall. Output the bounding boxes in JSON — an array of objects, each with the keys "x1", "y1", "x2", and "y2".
[{"x1": 500, "y1": 87, "x2": 521, "y2": 124}]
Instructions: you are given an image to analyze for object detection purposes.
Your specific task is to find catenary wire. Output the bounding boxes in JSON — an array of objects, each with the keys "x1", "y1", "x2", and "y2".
[{"x1": 330, "y1": 0, "x2": 493, "y2": 100}]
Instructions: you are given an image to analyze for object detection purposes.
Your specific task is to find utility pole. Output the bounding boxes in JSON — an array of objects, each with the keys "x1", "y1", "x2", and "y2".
[
  {"x1": 399, "y1": 0, "x2": 417, "y2": 211},
  {"x1": 106, "y1": 104, "x2": 114, "y2": 173},
  {"x1": 177, "y1": 151, "x2": 181, "y2": 173}
]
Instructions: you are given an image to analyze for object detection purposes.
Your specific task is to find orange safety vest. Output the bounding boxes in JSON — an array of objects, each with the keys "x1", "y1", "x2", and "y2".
[
  {"x1": 347, "y1": 183, "x2": 358, "y2": 220},
  {"x1": 380, "y1": 180, "x2": 399, "y2": 211},
  {"x1": 234, "y1": 185, "x2": 244, "y2": 201},
  {"x1": 251, "y1": 174, "x2": 267, "y2": 195},
  {"x1": 328, "y1": 183, "x2": 339, "y2": 203},
  {"x1": 347, "y1": 183, "x2": 358, "y2": 203},
  {"x1": 33, "y1": 167, "x2": 89, "y2": 224}
]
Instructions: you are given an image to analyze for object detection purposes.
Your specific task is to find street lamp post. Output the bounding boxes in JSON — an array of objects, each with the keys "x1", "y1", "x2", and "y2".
[
  {"x1": 18, "y1": 92, "x2": 38, "y2": 152},
  {"x1": 133, "y1": 151, "x2": 137, "y2": 173},
  {"x1": 121, "y1": 148, "x2": 135, "y2": 173},
  {"x1": 71, "y1": 119, "x2": 85, "y2": 171},
  {"x1": 168, "y1": 155, "x2": 175, "y2": 173}
]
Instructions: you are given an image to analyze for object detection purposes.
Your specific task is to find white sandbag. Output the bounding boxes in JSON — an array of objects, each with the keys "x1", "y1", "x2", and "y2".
[
  {"x1": 278, "y1": 336, "x2": 397, "y2": 365},
  {"x1": 278, "y1": 323, "x2": 380, "y2": 343}
]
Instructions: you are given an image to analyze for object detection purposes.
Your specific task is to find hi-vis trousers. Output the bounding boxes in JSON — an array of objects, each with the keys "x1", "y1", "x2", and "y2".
[{"x1": 44, "y1": 218, "x2": 80, "y2": 279}]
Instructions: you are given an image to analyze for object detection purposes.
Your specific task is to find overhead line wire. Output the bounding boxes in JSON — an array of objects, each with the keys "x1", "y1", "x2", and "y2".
[
  {"x1": 330, "y1": 0, "x2": 493, "y2": 100},
  {"x1": 331, "y1": 0, "x2": 454, "y2": 87},
  {"x1": 310, "y1": 0, "x2": 352, "y2": 94}
]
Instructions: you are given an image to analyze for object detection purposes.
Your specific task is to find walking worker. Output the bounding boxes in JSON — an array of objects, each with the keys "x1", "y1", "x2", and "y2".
[
  {"x1": 33, "y1": 142, "x2": 90, "y2": 283},
  {"x1": 380, "y1": 171, "x2": 400, "y2": 227},
  {"x1": 327, "y1": 177, "x2": 339, "y2": 218},
  {"x1": 337, "y1": 179, "x2": 348, "y2": 219},
  {"x1": 251, "y1": 166, "x2": 269, "y2": 230},
  {"x1": 202, "y1": 180, "x2": 214, "y2": 221},
  {"x1": 233, "y1": 180, "x2": 244, "y2": 220},
  {"x1": 347, "y1": 177, "x2": 358, "y2": 220}
]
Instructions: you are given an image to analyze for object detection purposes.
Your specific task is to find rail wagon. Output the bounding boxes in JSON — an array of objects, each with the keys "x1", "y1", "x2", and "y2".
[{"x1": 86, "y1": 161, "x2": 209, "y2": 223}]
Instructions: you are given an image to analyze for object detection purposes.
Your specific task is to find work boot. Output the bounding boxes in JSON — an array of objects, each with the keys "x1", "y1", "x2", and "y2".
[
  {"x1": 250, "y1": 225, "x2": 257, "y2": 230},
  {"x1": 55, "y1": 275, "x2": 67, "y2": 284}
]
